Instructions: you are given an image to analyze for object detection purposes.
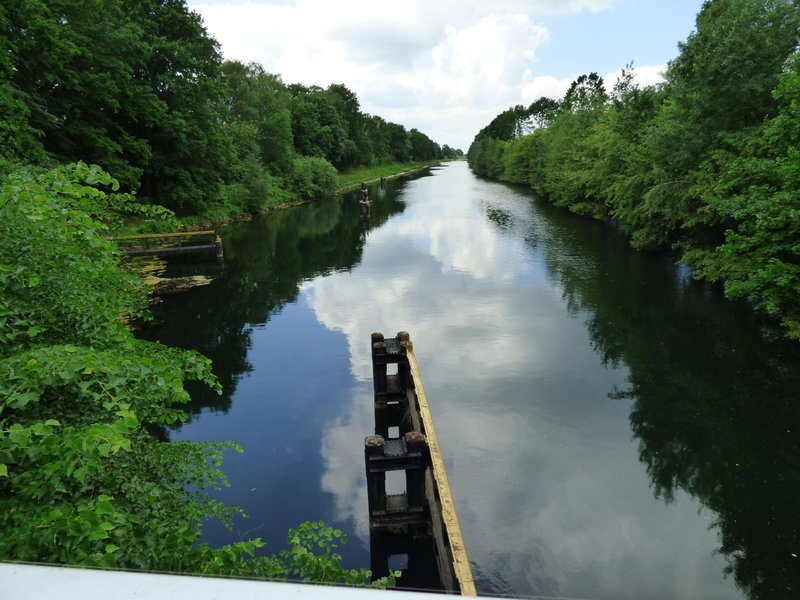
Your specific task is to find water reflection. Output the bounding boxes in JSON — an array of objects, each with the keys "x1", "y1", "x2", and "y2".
[
  {"x1": 140, "y1": 185, "x2": 407, "y2": 419},
  {"x1": 139, "y1": 162, "x2": 800, "y2": 599},
  {"x1": 520, "y1": 187, "x2": 800, "y2": 599},
  {"x1": 307, "y1": 163, "x2": 742, "y2": 599}
]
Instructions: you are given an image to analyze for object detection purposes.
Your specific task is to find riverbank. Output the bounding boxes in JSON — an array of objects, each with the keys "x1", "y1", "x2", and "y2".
[
  {"x1": 177, "y1": 161, "x2": 441, "y2": 232},
  {"x1": 335, "y1": 160, "x2": 441, "y2": 193}
]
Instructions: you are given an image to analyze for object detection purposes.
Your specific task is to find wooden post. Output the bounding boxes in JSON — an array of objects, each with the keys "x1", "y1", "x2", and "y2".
[
  {"x1": 397, "y1": 331, "x2": 411, "y2": 385},
  {"x1": 404, "y1": 431, "x2": 427, "y2": 510},
  {"x1": 365, "y1": 435, "x2": 387, "y2": 514},
  {"x1": 214, "y1": 234, "x2": 223, "y2": 260},
  {"x1": 369, "y1": 529, "x2": 390, "y2": 581},
  {"x1": 371, "y1": 332, "x2": 387, "y2": 394}
]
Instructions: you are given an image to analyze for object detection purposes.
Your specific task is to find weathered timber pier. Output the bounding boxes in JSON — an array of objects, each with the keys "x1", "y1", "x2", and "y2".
[
  {"x1": 112, "y1": 230, "x2": 223, "y2": 260},
  {"x1": 366, "y1": 332, "x2": 476, "y2": 595}
]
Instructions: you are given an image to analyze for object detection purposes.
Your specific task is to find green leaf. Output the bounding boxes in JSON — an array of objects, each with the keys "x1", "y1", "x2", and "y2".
[{"x1": 88, "y1": 529, "x2": 110, "y2": 542}]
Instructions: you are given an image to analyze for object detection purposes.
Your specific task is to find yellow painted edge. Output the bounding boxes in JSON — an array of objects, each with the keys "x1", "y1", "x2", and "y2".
[{"x1": 406, "y1": 347, "x2": 477, "y2": 596}]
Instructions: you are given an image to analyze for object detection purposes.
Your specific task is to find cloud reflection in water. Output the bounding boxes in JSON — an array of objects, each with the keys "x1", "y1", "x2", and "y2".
[{"x1": 307, "y1": 163, "x2": 736, "y2": 599}]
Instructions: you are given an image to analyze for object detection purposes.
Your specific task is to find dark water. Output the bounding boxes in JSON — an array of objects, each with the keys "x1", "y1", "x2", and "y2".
[{"x1": 140, "y1": 161, "x2": 800, "y2": 600}]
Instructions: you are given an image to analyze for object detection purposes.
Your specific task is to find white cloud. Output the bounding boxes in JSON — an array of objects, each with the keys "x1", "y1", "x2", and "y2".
[
  {"x1": 519, "y1": 63, "x2": 667, "y2": 105},
  {"x1": 520, "y1": 73, "x2": 575, "y2": 102},
  {"x1": 188, "y1": 0, "x2": 668, "y2": 150},
  {"x1": 604, "y1": 63, "x2": 668, "y2": 89}
]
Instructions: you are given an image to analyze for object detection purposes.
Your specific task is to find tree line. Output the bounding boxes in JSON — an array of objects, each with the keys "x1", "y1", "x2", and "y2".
[
  {"x1": 1, "y1": 0, "x2": 461, "y2": 220},
  {"x1": 468, "y1": 0, "x2": 800, "y2": 338}
]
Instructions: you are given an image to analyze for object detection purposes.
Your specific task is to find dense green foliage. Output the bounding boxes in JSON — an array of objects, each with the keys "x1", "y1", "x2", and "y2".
[
  {"x1": 0, "y1": 0, "x2": 442, "y2": 583},
  {"x1": 468, "y1": 0, "x2": 800, "y2": 337},
  {"x1": 1, "y1": 0, "x2": 461, "y2": 220},
  {"x1": 0, "y1": 164, "x2": 396, "y2": 585}
]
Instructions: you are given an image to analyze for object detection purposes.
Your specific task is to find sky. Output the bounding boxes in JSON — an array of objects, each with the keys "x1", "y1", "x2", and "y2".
[{"x1": 186, "y1": 0, "x2": 707, "y2": 151}]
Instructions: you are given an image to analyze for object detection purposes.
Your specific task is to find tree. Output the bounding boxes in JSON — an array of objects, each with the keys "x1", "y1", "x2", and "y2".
[
  {"x1": 537, "y1": 73, "x2": 612, "y2": 219},
  {"x1": 363, "y1": 115, "x2": 391, "y2": 163},
  {"x1": 222, "y1": 61, "x2": 293, "y2": 174},
  {"x1": 682, "y1": 51, "x2": 800, "y2": 337},
  {"x1": 501, "y1": 129, "x2": 548, "y2": 187},
  {"x1": 289, "y1": 85, "x2": 351, "y2": 169},
  {"x1": 560, "y1": 72, "x2": 608, "y2": 113},
  {"x1": 2, "y1": 0, "x2": 451, "y2": 219},
  {"x1": 0, "y1": 1, "x2": 45, "y2": 172},
  {"x1": 667, "y1": 0, "x2": 800, "y2": 142},
  {"x1": 474, "y1": 104, "x2": 530, "y2": 141},
  {"x1": 1, "y1": 0, "x2": 236, "y2": 214},
  {"x1": 386, "y1": 122, "x2": 411, "y2": 163},
  {"x1": 527, "y1": 97, "x2": 560, "y2": 130},
  {"x1": 637, "y1": 0, "x2": 800, "y2": 248},
  {"x1": 467, "y1": 0, "x2": 800, "y2": 338},
  {"x1": 325, "y1": 84, "x2": 369, "y2": 168},
  {"x1": 125, "y1": 0, "x2": 234, "y2": 212},
  {"x1": 409, "y1": 128, "x2": 439, "y2": 161},
  {"x1": 2, "y1": 0, "x2": 148, "y2": 185}
]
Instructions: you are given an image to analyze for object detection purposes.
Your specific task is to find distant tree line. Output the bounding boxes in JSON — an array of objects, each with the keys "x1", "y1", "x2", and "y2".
[
  {"x1": 468, "y1": 0, "x2": 800, "y2": 338},
  {"x1": 0, "y1": 0, "x2": 462, "y2": 219}
]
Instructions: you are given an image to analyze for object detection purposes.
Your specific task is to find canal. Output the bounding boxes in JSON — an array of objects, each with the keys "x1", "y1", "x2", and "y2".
[{"x1": 140, "y1": 161, "x2": 800, "y2": 600}]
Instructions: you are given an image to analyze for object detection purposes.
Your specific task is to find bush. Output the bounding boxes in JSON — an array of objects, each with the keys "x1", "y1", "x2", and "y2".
[
  {"x1": 0, "y1": 162, "x2": 394, "y2": 586},
  {"x1": 290, "y1": 155, "x2": 338, "y2": 200}
]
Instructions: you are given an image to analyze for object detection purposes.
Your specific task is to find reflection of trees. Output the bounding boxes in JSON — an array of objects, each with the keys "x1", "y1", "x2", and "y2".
[
  {"x1": 489, "y1": 193, "x2": 800, "y2": 600},
  {"x1": 138, "y1": 182, "x2": 408, "y2": 421}
]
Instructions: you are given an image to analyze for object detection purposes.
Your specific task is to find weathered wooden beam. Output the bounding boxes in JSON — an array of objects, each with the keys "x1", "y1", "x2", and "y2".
[
  {"x1": 124, "y1": 244, "x2": 217, "y2": 257},
  {"x1": 111, "y1": 230, "x2": 216, "y2": 241},
  {"x1": 367, "y1": 332, "x2": 476, "y2": 596},
  {"x1": 112, "y1": 230, "x2": 223, "y2": 261},
  {"x1": 403, "y1": 337, "x2": 477, "y2": 596},
  {"x1": 364, "y1": 434, "x2": 429, "y2": 528}
]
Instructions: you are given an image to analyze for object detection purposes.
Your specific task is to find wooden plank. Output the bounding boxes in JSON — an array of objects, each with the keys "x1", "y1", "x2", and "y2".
[
  {"x1": 124, "y1": 244, "x2": 217, "y2": 257},
  {"x1": 424, "y1": 469, "x2": 457, "y2": 592},
  {"x1": 112, "y1": 230, "x2": 216, "y2": 241},
  {"x1": 404, "y1": 343, "x2": 477, "y2": 596}
]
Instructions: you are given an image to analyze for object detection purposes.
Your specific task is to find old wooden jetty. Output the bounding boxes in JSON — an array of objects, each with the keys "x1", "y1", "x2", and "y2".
[
  {"x1": 111, "y1": 230, "x2": 223, "y2": 260},
  {"x1": 366, "y1": 332, "x2": 476, "y2": 595}
]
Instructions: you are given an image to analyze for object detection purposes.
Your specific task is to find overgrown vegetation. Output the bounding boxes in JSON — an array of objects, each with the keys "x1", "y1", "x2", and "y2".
[
  {"x1": 1, "y1": 0, "x2": 461, "y2": 223},
  {"x1": 336, "y1": 160, "x2": 443, "y2": 192},
  {"x1": 0, "y1": 164, "x2": 396, "y2": 585},
  {"x1": 468, "y1": 0, "x2": 800, "y2": 337},
  {"x1": 0, "y1": 0, "x2": 458, "y2": 583}
]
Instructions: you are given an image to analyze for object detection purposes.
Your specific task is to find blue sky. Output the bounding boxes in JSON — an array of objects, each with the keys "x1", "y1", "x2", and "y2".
[
  {"x1": 186, "y1": 0, "x2": 706, "y2": 151},
  {"x1": 539, "y1": 1, "x2": 701, "y2": 77}
]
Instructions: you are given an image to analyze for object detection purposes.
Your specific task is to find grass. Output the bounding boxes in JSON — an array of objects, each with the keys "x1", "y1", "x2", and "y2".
[{"x1": 336, "y1": 160, "x2": 441, "y2": 192}]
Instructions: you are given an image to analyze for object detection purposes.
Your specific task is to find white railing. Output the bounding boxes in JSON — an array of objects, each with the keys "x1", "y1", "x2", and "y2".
[{"x1": 1, "y1": 562, "x2": 454, "y2": 600}]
